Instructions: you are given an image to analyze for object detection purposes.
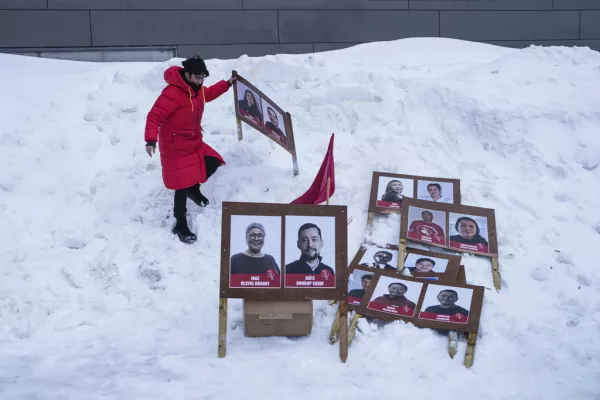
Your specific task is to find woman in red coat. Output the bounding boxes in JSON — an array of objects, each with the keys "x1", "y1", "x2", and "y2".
[{"x1": 144, "y1": 56, "x2": 236, "y2": 244}]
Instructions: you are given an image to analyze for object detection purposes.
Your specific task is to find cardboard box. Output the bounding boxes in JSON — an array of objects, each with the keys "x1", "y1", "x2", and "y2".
[{"x1": 243, "y1": 299, "x2": 313, "y2": 337}]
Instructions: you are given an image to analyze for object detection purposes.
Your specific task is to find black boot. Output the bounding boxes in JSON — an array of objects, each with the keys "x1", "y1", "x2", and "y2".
[
  {"x1": 187, "y1": 184, "x2": 209, "y2": 207},
  {"x1": 172, "y1": 216, "x2": 197, "y2": 244}
]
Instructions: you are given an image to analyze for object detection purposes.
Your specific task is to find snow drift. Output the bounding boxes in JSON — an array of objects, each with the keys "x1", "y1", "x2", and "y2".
[{"x1": 1, "y1": 38, "x2": 599, "y2": 399}]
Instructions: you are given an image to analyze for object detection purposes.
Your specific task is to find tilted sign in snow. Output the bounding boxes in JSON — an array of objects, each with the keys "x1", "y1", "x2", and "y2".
[
  {"x1": 399, "y1": 198, "x2": 498, "y2": 258},
  {"x1": 232, "y1": 72, "x2": 299, "y2": 175},
  {"x1": 347, "y1": 267, "x2": 484, "y2": 333},
  {"x1": 368, "y1": 171, "x2": 462, "y2": 215}
]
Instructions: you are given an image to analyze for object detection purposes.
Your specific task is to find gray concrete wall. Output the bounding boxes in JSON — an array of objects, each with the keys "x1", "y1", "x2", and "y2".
[{"x1": 1, "y1": 0, "x2": 599, "y2": 62}]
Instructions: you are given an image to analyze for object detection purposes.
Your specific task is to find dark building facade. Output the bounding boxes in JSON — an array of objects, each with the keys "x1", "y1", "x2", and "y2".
[{"x1": 1, "y1": 0, "x2": 599, "y2": 61}]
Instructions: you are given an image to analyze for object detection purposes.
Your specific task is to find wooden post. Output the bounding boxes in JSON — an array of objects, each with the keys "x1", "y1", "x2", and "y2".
[
  {"x1": 338, "y1": 300, "x2": 349, "y2": 362},
  {"x1": 218, "y1": 298, "x2": 228, "y2": 358},
  {"x1": 448, "y1": 331, "x2": 458, "y2": 358},
  {"x1": 329, "y1": 308, "x2": 341, "y2": 344},
  {"x1": 464, "y1": 332, "x2": 478, "y2": 368},
  {"x1": 492, "y1": 256, "x2": 501, "y2": 291},
  {"x1": 287, "y1": 112, "x2": 299, "y2": 176},
  {"x1": 326, "y1": 177, "x2": 331, "y2": 205},
  {"x1": 365, "y1": 212, "x2": 375, "y2": 240},
  {"x1": 348, "y1": 313, "x2": 363, "y2": 346},
  {"x1": 398, "y1": 238, "x2": 407, "y2": 271},
  {"x1": 232, "y1": 70, "x2": 243, "y2": 141}
]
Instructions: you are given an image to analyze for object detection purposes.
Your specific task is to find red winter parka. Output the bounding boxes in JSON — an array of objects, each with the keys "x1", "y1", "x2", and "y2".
[{"x1": 144, "y1": 66, "x2": 231, "y2": 190}]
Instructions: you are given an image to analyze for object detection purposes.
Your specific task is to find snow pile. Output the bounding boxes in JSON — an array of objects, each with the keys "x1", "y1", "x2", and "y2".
[{"x1": 1, "y1": 38, "x2": 600, "y2": 399}]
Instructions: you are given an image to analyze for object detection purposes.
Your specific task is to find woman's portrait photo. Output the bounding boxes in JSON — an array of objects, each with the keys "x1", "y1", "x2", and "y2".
[
  {"x1": 403, "y1": 253, "x2": 449, "y2": 275},
  {"x1": 417, "y1": 180, "x2": 454, "y2": 203},
  {"x1": 237, "y1": 81, "x2": 263, "y2": 128},
  {"x1": 448, "y1": 213, "x2": 490, "y2": 254},
  {"x1": 261, "y1": 100, "x2": 287, "y2": 145},
  {"x1": 229, "y1": 215, "x2": 282, "y2": 289},
  {"x1": 376, "y1": 176, "x2": 414, "y2": 209}
]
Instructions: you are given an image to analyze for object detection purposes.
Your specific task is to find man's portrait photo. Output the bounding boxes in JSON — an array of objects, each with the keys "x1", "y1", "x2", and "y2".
[
  {"x1": 417, "y1": 181, "x2": 454, "y2": 203},
  {"x1": 403, "y1": 253, "x2": 449, "y2": 276},
  {"x1": 261, "y1": 99, "x2": 287, "y2": 144},
  {"x1": 236, "y1": 81, "x2": 264, "y2": 128},
  {"x1": 407, "y1": 206, "x2": 447, "y2": 246},
  {"x1": 358, "y1": 245, "x2": 399, "y2": 271},
  {"x1": 284, "y1": 216, "x2": 336, "y2": 288},
  {"x1": 229, "y1": 215, "x2": 282, "y2": 289},
  {"x1": 375, "y1": 176, "x2": 414, "y2": 209},
  {"x1": 448, "y1": 213, "x2": 490, "y2": 254},
  {"x1": 367, "y1": 276, "x2": 423, "y2": 317},
  {"x1": 348, "y1": 270, "x2": 373, "y2": 305},
  {"x1": 418, "y1": 285, "x2": 473, "y2": 324}
]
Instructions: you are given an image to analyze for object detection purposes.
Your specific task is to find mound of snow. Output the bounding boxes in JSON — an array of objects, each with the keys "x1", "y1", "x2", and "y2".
[{"x1": 1, "y1": 38, "x2": 599, "y2": 399}]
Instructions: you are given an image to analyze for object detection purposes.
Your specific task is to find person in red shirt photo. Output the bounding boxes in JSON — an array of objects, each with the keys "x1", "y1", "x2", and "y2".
[
  {"x1": 408, "y1": 210, "x2": 446, "y2": 245},
  {"x1": 144, "y1": 56, "x2": 236, "y2": 243}
]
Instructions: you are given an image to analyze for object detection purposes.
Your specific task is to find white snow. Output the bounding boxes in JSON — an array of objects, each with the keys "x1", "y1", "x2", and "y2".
[{"x1": 1, "y1": 37, "x2": 600, "y2": 399}]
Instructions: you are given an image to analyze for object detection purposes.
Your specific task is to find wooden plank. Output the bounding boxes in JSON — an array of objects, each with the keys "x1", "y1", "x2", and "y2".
[
  {"x1": 338, "y1": 300, "x2": 348, "y2": 362},
  {"x1": 492, "y1": 256, "x2": 501, "y2": 291},
  {"x1": 218, "y1": 297, "x2": 228, "y2": 358},
  {"x1": 464, "y1": 332, "x2": 477, "y2": 368}
]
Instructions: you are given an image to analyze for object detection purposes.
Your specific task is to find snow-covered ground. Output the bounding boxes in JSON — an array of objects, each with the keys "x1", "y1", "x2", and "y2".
[{"x1": 1, "y1": 37, "x2": 600, "y2": 399}]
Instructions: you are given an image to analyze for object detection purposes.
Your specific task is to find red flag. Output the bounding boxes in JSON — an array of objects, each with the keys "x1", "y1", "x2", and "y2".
[{"x1": 291, "y1": 133, "x2": 335, "y2": 205}]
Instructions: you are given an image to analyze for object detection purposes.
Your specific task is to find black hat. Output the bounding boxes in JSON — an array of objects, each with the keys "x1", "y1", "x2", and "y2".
[{"x1": 182, "y1": 56, "x2": 209, "y2": 77}]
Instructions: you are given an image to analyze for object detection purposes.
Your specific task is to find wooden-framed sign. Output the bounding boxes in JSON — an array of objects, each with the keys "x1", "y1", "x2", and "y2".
[
  {"x1": 400, "y1": 198, "x2": 498, "y2": 258},
  {"x1": 347, "y1": 267, "x2": 484, "y2": 333},
  {"x1": 232, "y1": 71, "x2": 299, "y2": 175},
  {"x1": 220, "y1": 201, "x2": 348, "y2": 301},
  {"x1": 348, "y1": 243, "x2": 402, "y2": 272},
  {"x1": 368, "y1": 171, "x2": 461, "y2": 215},
  {"x1": 400, "y1": 247, "x2": 462, "y2": 283}
]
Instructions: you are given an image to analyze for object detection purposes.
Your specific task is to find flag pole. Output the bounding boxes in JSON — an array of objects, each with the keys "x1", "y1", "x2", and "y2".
[{"x1": 326, "y1": 177, "x2": 331, "y2": 205}]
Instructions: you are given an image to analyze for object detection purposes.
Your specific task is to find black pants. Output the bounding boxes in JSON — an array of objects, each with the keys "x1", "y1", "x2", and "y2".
[{"x1": 173, "y1": 156, "x2": 221, "y2": 218}]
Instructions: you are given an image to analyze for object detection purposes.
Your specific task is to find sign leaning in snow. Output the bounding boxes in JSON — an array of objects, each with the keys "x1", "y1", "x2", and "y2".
[
  {"x1": 220, "y1": 201, "x2": 348, "y2": 301},
  {"x1": 232, "y1": 72, "x2": 299, "y2": 174},
  {"x1": 399, "y1": 198, "x2": 498, "y2": 258},
  {"x1": 347, "y1": 267, "x2": 484, "y2": 333},
  {"x1": 368, "y1": 171, "x2": 461, "y2": 215}
]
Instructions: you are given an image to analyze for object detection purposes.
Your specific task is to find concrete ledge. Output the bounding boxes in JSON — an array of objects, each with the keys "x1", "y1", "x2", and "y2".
[
  {"x1": 179, "y1": 43, "x2": 313, "y2": 59},
  {"x1": 0, "y1": 46, "x2": 177, "y2": 62},
  {"x1": 554, "y1": 0, "x2": 600, "y2": 10}
]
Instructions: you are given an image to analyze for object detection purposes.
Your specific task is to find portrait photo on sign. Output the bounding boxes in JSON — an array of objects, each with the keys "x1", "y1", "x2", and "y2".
[
  {"x1": 407, "y1": 206, "x2": 447, "y2": 246},
  {"x1": 237, "y1": 81, "x2": 264, "y2": 128},
  {"x1": 376, "y1": 175, "x2": 414, "y2": 209},
  {"x1": 417, "y1": 180, "x2": 454, "y2": 203},
  {"x1": 284, "y1": 215, "x2": 336, "y2": 289},
  {"x1": 229, "y1": 215, "x2": 282, "y2": 289},
  {"x1": 261, "y1": 99, "x2": 287, "y2": 145},
  {"x1": 367, "y1": 276, "x2": 423, "y2": 317},
  {"x1": 403, "y1": 253, "x2": 449, "y2": 275},
  {"x1": 448, "y1": 213, "x2": 490, "y2": 254},
  {"x1": 348, "y1": 269, "x2": 374, "y2": 305},
  {"x1": 418, "y1": 285, "x2": 473, "y2": 324},
  {"x1": 358, "y1": 245, "x2": 399, "y2": 271}
]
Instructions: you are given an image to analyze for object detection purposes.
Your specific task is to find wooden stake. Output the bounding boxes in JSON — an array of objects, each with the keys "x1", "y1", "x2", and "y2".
[
  {"x1": 348, "y1": 313, "x2": 363, "y2": 346},
  {"x1": 338, "y1": 300, "x2": 349, "y2": 362},
  {"x1": 398, "y1": 239, "x2": 407, "y2": 271},
  {"x1": 329, "y1": 308, "x2": 341, "y2": 344},
  {"x1": 236, "y1": 117, "x2": 243, "y2": 141},
  {"x1": 232, "y1": 70, "x2": 243, "y2": 141},
  {"x1": 218, "y1": 297, "x2": 228, "y2": 358},
  {"x1": 365, "y1": 212, "x2": 375, "y2": 240},
  {"x1": 492, "y1": 256, "x2": 501, "y2": 291},
  {"x1": 448, "y1": 331, "x2": 458, "y2": 358},
  {"x1": 464, "y1": 332, "x2": 478, "y2": 368}
]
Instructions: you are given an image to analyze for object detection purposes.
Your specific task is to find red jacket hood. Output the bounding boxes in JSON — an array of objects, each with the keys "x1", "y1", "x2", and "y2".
[{"x1": 164, "y1": 65, "x2": 192, "y2": 92}]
